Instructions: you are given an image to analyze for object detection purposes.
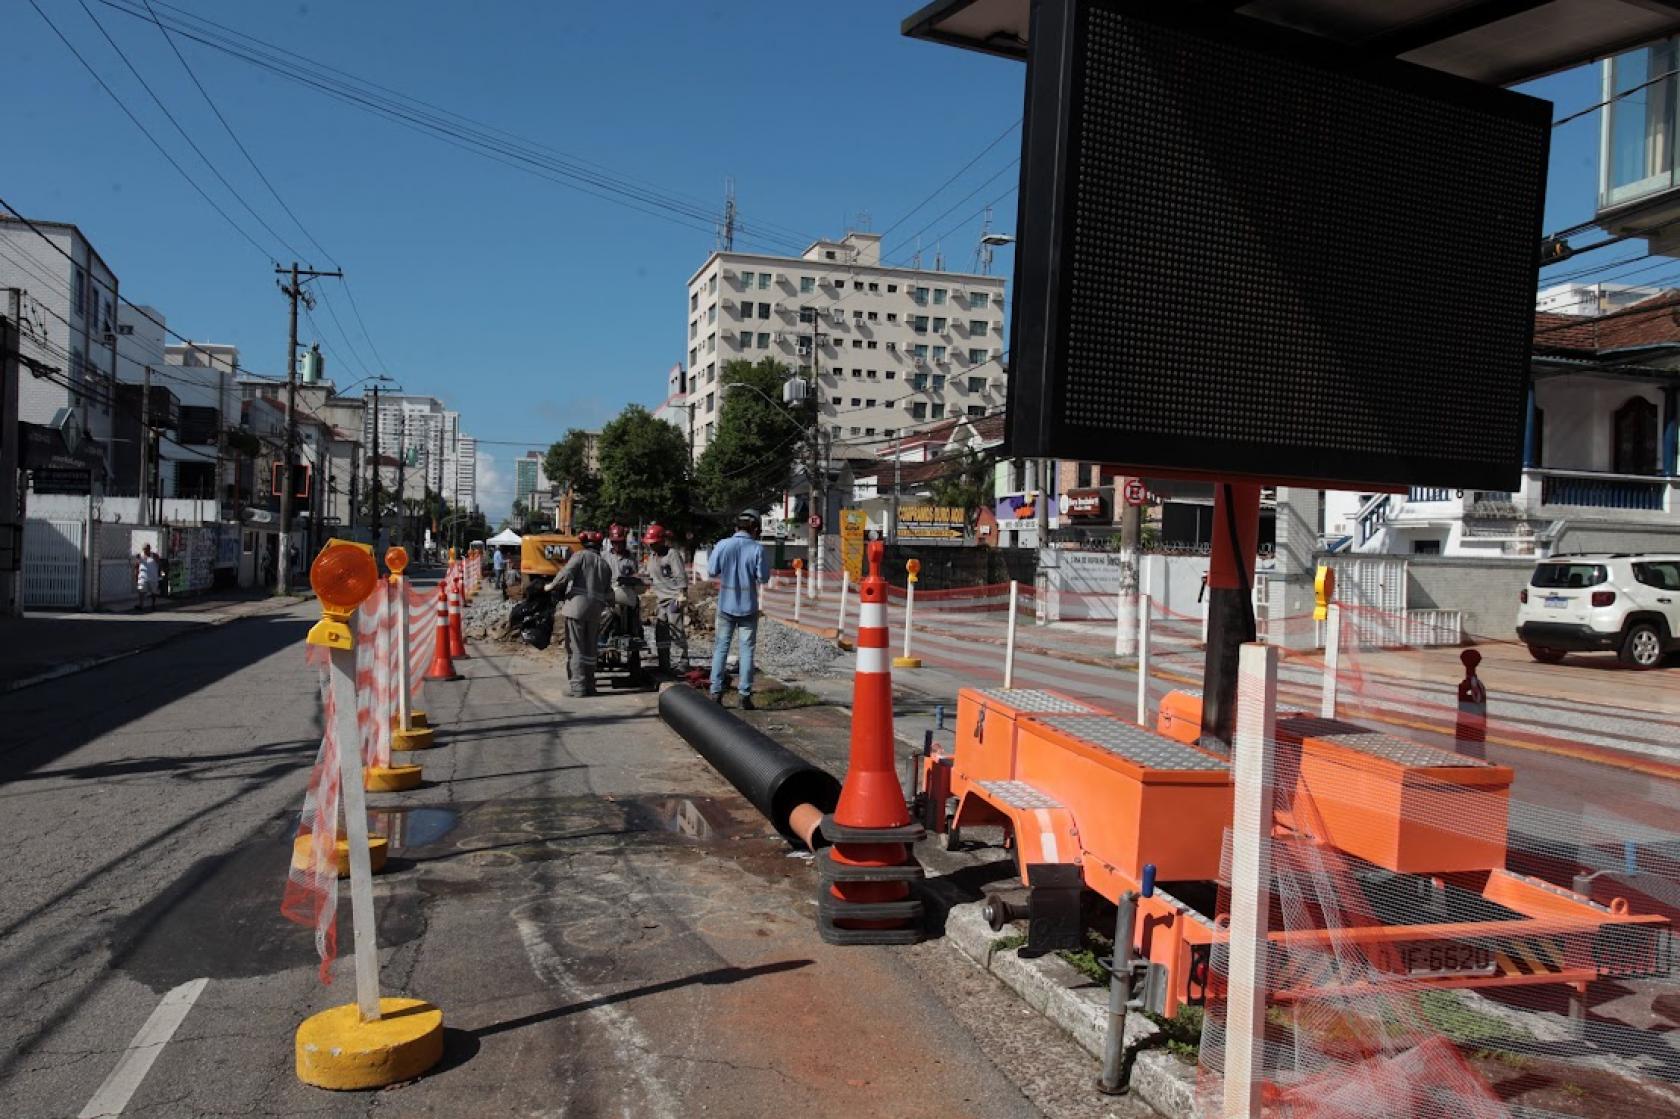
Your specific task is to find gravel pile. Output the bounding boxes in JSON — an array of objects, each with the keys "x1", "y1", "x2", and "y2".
[
  {"x1": 461, "y1": 586, "x2": 516, "y2": 641},
  {"x1": 749, "y1": 616, "x2": 848, "y2": 680}
]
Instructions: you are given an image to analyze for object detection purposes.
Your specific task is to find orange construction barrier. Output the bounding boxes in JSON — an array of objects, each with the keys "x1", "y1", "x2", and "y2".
[
  {"x1": 818, "y1": 539, "x2": 925, "y2": 945},
  {"x1": 446, "y1": 566, "x2": 468, "y2": 660},
  {"x1": 425, "y1": 585, "x2": 462, "y2": 681}
]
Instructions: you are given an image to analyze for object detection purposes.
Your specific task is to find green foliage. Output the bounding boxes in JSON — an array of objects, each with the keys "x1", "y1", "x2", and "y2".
[
  {"x1": 755, "y1": 686, "x2": 823, "y2": 710},
  {"x1": 595, "y1": 405, "x2": 691, "y2": 531},
  {"x1": 695, "y1": 358, "x2": 811, "y2": 517},
  {"x1": 544, "y1": 428, "x2": 601, "y2": 512},
  {"x1": 989, "y1": 933, "x2": 1027, "y2": 957},
  {"x1": 928, "y1": 447, "x2": 995, "y2": 513},
  {"x1": 1057, "y1": 948, "x2": 1109, "y2": 984},
  {"x1": 1144, "y1": 1005, "x2": 1205, "y2": 1065}
]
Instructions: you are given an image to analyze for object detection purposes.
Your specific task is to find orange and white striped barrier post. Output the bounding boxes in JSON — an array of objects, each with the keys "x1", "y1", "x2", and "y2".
[
  {"x1": 893, "y1": 558, "x2": 922, "y2": 669},
  {"x1": 446, "y1": 565, "x2": 468, "y2": 660},
  {"x1": 817, "y1": 539, "x2": 925, "y2": 945},
  {"x1": 792, "y1": 558, "x2": 804, "y2": 623},
  {"x1": 290, "y1": 540, "x2": 443, "y2": 1089},
  {"x1": 834, "y1": 567, "x2": 851, "y2": 635},
  {"x1": 385, "y1": 547, "x2": 436, "y2": 754}
]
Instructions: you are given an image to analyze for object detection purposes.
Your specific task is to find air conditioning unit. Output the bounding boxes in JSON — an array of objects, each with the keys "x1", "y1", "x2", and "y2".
[
  {"x1": 782, "y1": 378, "x2": 811, "y2": 404},
  {"x1": 830, "y1": 309, "x2": 845, "y2": 324},
  {"x1": 722, "y1": 269, "x2": 735, "y2": 279}
]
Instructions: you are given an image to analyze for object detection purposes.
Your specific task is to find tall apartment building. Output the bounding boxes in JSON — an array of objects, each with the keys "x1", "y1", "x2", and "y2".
[
  {"x1": 0, "y1": 217, "x2": 121, "y2": 482},
  {"x1": 515, "y1": 450, "x2": 549, "y2": 514},
  {"x1": 362, "y1": 394, "x2": 477, "y2": 511},
  {"x1": 683, "y1": 231, "x2": 1007, "y2": 460}
]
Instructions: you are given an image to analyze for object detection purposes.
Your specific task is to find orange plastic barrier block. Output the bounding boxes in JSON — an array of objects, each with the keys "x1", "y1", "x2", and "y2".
[
  {"x1": 1276, "y1": 715, "x2": 1512, "y2": 875},
  {"x1": 1156, "y1": 688, "x2": 1203, "y2": 744},
  {"x1": 952, "y1": 687, "x2": 1100, "y2": 792},
  {"x1": 1013, "y1": 713, "x2": 1232, "y2": 883}
]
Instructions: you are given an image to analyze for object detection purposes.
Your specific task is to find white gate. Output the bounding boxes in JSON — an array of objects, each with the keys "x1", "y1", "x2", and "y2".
[{"x1": 23, "y1": 519, "x2": 85, "y2": 609}]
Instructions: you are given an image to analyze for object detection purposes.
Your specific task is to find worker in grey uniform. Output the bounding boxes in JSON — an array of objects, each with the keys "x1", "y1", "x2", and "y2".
[
  {"x1": 547, "y1": 529, "x2": 614, "y2": 697},
  {"x1": 642, "y1": 523, "x2": 688, "y2": 671}
]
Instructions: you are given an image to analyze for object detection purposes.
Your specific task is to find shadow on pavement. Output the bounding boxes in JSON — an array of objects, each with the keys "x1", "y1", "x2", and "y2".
[
  {"x1": 470, "y1": 959, "x2": 814, "y2": 1040},
  {"x1": 0, "y1": 614, "x2": 312, "y2": 779}
]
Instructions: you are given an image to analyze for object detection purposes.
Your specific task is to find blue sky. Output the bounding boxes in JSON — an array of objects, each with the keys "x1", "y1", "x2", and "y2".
[{"x1": 8, "y1": 1, "x2": 1639, "y2": 514}]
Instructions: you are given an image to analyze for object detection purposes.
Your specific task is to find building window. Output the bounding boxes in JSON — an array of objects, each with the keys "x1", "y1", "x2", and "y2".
[
  {"x1": 969, "y1": 292, "x2": 989, "y2": 308},
  {"x1": 913, "y1": 345, "x2": 929, "y2": 361},
  {"x1": 849, "y1": 426, "x2": 860, "y2": 435},
  {"x1": 690, "y1": 292, "x2": 698, "y2": 312},
  {"x1": 707, "y1": 334, "x2": 716, "y2": 352},
  {"x1": 831, "y1": 397, "x2": 842, "y2": 405},
  {"x1": 740, "y1": 270, "x2": 754, "y2": 286},
  {"x1": 1613, "y1": 395, "x2": 1660, "y2": 473},
  {"x1": 757, "y1": 332, "x2": 771, "y2": 348},
  {"x1": 689, "y1": 320, "x2": 698, "y2": 340},
  {"x1": 1077, "y1": 462, "x2": 1094, "y2": 487},
  {"x1": 866, "y1": 340, "x2": 878, "y2": 350},
  {"x1": 740, "y1": 331, "x2": 754, "y2": 348},
  {"x1": 932, "y1": 374, "x2": 945, "y2": 392},
  {"x1": 752, "y1": 302, "x2": 765, "y2": 319},
  {"x1": 801, "y1": 275, "x2": 814, "y2": 293},
  {"x1": 854, "y1": 309, "x2": 865, "y2": 320},
  {"x1": 73, "y1": 264, "x2": 86, "y2": 315},
  {"x1": 886, "y1": 313, "x2": 898, "y2": 323},
  {"x1": 708, "y1": 274, "x2": 717, "y2": 294},
  {"x1": 758, "y1": 274, "x2": 772, "y2": 290},
  {"x1": 885, "y1": 369, "x2": 896, "y2": 379},
  {"x1": 868, "y1": 282, "x2": 879, "y2": 292},
  {"x1": 932, "y1": 317, "x2": 947, "y2": 332},
  {"x1": 866, "y1": 369, "x2": 878, "y2": 379},
  {"x1": 913, "y1": 372, "x2": 929, "y2": 390},
  {"x1": 852, "y1": 340, "x2": 863, "y2": 348},
  {"x1": 967, "y1": 376, "x2": 985, "y2": 393},
  {"x1": 885, "y1": 400, "x2": 896, "y2": 409},
  {"x1": 968, "y1": 348, "x2": 988, "y2": 364},
  {"x1": 689, "y1": 347, "x2": 698, "y2": 366},
  {"x1": 825, "y1": 251, "x2": 837, "y2": 260},
  {"x1": 866, "y1": 311, "x2": 878, "y2": 321},
  {"x1": 932, "y1": 403, "x2": 946, "y2": 419},
  {"x1": 706, "y1": 392, "x2": 716, "y2": 413},
  {"x1": 708, "y1": 304, "x2": 717, "y2": 324},
  {"x1": 853, "y1": 281, "x2": 864, "y2": 291},
  {"x1": 933, "y1": 288, "x2": 947, "y2": 305},
  {"x1": 799, "y1": 306, "x2": 816, "y2": 324},
  {"x1": 887, "y1": 284, "x2": 898, "y2": 293},
  {"x1": 912, "y1": 316, "x2": 928, "y2": 333},
  {"x1": 967, "y1": 406, "x2": 985, "y2": 417},
  {"x1": 932, "y1": 346, "x2": 946, "y2": 362},
  {"x1": 706, "y1": 422, "x2": 715, "y2": 439},
  {"x1": 866, "y1": 398, "x2": 876, "y2": 407},
  {"x1": 886, "y1": 342, "x2": 896, "y2": 352},
  {"x1": 851, "y1": 397, "x2": 861, "y2": 407},
  {"x1": 707, "y1": 363, "x2": 716, "y2": 382},
  {"x1": 852, "y1": 368, "x2": 862, "y2": 378},
  {"x1": 969, "y1": 319, "x2": 988, "y2": 334},
  {"x1": 912, "y1": 287, "x2": 929, "y2": 305},
  {"x1": 911, "y1": 402, "x2": 928, "y2": 420},
  {"x1": 865, "y1": 427, "x2": 876, "y2": 436}
]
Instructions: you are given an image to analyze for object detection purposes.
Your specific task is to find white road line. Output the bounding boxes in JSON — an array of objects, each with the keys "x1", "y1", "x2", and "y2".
[{"x1": 78, "y1": 977, "x2": 208, "y2": 1119}]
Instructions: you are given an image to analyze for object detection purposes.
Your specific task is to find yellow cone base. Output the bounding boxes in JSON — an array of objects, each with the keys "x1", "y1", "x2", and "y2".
[
  {"x1": 365, "y1": 764, "x2": 423, "y2": 792},
  {"x1": 295, "y1": 998, "x2": 444, "y2": 1090},
  {"x1": 291, "y1": 834, "x2": 390, "y2": 878},
  {"x1": 892, "y1": 656, "x2": 923, "y2": 668},
  {"x1": 392, "y1": 710, "x2": 429, "y2": 729},
  {"x1": 391, "y1": 726, "x2": 437, "y2": 751}
]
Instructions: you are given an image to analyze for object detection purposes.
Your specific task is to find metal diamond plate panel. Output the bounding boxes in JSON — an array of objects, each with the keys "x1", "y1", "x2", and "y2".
[
  {"x1": 1318, "y1": 732, "x2": 1488, "y2": 769},
  {"x1": 975, "y1": 688, "x2": 1092, "y2": 713},
  {"x1": 1038, "y1": 715, "x2": 1230, "y2": 772},
  {"x1": 980, "y1": 780, "x2": 1065, "y2": 811}
]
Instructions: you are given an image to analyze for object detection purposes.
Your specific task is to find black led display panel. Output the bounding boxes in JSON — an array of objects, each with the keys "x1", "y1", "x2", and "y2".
[{"x1": 1006, "y1": 0, "x2": 1551, "y2": 490}]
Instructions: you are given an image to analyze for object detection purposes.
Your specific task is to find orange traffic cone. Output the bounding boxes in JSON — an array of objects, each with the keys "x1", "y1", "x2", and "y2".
[
  {"x1": 425, "y1": 585, "x2": 461, "y2": 681},
  {"x1": 818, "y1": 539, "x2": 924, "y2": 945},
  {"x1": 446, "y1": 567, "x2": 468, "y2": 660}
]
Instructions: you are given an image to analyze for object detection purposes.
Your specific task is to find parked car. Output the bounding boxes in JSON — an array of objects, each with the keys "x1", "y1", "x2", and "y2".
[{"x1": 1515, "y1": 554, "x2": 1680, "y2": 669}]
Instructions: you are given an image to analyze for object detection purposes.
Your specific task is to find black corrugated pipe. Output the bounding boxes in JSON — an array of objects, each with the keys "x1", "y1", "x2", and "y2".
[{"x1": 657, "y1": 683, "x2": 841, "y2": 848}]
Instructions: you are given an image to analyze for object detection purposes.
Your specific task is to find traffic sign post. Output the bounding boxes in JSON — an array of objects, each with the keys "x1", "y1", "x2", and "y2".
[{"x1": 1123, "y1": 478, "x2": 1148, "y2": 507}]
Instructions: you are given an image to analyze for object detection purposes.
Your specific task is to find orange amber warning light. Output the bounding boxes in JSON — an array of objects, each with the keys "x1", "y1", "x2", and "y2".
[
  {"x1": 308, "y1": 539, "x2": 379, "y2": 650},
  {"x1": 385, "y1": 546, "x2": 410, "y2": 578}
]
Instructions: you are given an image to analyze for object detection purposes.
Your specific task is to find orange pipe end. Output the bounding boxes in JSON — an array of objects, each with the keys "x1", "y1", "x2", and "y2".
[{"x1": 790, "y1": 803, "x2": 827, "y2": 850}]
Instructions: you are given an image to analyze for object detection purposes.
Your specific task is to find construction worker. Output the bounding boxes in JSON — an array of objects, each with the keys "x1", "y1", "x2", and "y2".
[
  {"x1": 643, "y1": 523, "x2": 688, "y2": 671},
  {"x1": 605, "y1": 521, "x2": 643, "y2": 636},
  {"x1": 708, "y1": 511, "x2": 770, "y2": 709},
  {"x1": 547, "y1": 529, "x2": 614, "y2": 697}
]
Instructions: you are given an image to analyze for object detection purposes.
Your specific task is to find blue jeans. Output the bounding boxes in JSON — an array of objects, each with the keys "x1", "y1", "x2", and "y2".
[{"x1": 710, "y1": 610, "x2": 759, "y2": 697}]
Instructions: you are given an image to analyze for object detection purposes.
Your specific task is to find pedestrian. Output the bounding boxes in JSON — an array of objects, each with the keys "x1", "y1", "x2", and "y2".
[
  {"x1": 707, "y1": 511, "x2": 770, "y2": 709},
  {"x1": 643, "y1": 523, "x2": 688, "y2": 671},
  {"x1": 135, "y1": 543, "x2": 161, "y2": 611},
  {"x1": 493, "y1": 546, "x2": 507, "y2": 595},
  {"x1": 548, "y1": 529, "x2": 615, "y2": 697}
]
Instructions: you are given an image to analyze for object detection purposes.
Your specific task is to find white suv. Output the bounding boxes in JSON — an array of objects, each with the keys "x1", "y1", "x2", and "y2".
[{"x1": 1516, "y1": 554, "x2": 1680, "y2": 669}]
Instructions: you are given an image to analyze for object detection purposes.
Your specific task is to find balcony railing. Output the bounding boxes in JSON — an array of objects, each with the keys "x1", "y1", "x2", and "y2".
[
  {"x1": 1536, "y1": 469, "x2": 1667, "y2": 510},
  {"x1": 1407, "y1": 487, "x2": 1453, "y2": 502}
]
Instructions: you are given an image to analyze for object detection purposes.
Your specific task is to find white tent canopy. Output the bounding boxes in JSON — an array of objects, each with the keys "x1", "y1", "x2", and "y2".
[{"x1": 486, "y1": 529, "x2": 523, "y2": 547}]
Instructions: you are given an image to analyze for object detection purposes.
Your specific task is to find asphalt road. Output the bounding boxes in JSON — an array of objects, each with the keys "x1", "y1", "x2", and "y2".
[{"x1": 0, "y1": 599, "x2": 1154, "y2": 1119}]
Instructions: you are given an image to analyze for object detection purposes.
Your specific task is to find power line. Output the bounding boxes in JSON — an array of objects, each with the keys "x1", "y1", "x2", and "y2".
[
  {"x1": 877, "y1": 119, "x2": 1022, "y2": 241},
  {"x1": 23, "y1": 0, "x2": 277, "y2": 263}
]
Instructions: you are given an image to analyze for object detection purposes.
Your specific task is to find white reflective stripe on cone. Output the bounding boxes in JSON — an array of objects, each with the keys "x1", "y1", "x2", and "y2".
[
  {"x1": 859, "y1": 602, "x2": 887, "y2": 628},
  {"x1": 856, "y1": 646, "x2": 890, "y2": 674}
]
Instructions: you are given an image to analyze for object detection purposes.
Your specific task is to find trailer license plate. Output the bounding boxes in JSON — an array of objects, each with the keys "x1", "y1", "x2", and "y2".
[{"x1": 1400, "y1": 943, "x2": 1496, "y2": 977}]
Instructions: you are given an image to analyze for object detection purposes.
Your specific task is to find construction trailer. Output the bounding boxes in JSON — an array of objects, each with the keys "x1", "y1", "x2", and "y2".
[{"x1": 917, "y1": 687, "x2": 1671, "y2": 1020}]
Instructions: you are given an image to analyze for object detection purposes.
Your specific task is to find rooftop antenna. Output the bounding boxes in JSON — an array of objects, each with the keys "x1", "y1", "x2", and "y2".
[
  {"x1": 975, "y1": 207, "x2": 993, "y2": 274},
  {"x1": 934, "y1": 242, "x2": 944, "y2": 272},
  {"x1": 718, "y1": 177, "x2": 736, "y2": 252},
  {"x1": 856, "y1": 209, "x2": 872, "y2": 232},
  {"x1": 911, "y1": 237, "x2": 923, "y2": 270}
]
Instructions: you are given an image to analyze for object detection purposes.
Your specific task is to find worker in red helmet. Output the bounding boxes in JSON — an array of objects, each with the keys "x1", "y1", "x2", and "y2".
[
  {"x1": 642, "y1": 523, "x2": 688, "y2": 671},
  {"x1": 547, "y1": 528, "x2": 613, "y2": 697},
  {"x1": 604, "y1": 519, "x2": 641, "y2": 629}
]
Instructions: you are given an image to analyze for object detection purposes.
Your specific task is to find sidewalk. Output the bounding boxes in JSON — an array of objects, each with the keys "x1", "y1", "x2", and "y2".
[{"x1": 0, "y1": 590, "x2": 311, "y2": 693}]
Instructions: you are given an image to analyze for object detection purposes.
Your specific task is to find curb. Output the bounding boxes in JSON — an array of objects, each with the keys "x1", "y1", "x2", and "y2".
[
  {"x1": 2, "y1": 596, "x2": 308, "y2": 695},
  {"x1": 943, "y1": 902, "x2": 1201, "y2": 1118}
]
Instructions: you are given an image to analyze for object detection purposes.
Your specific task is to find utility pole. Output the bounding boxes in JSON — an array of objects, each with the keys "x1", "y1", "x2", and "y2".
[
  {"x1": 395, "y1": 410, "x2": 407, "y2": 552},
  {"x1": 1116, "y1": 478, "x2": 1142, "y2": 657},
  {"x1": 275, "y1": 262, "x2": 341, "y2": 594},
  {"x1": 1034, "y1": 457, "x2": 1051, "y2": 545},
  {"x1": 805, "y1": 311, "x2": 827, "y2": 587},
  {"x1": 369, "y1": 383, "x2": 381, "y2": 551},
  {"x1": 890, "y1": 434, "x2": 902, "y2": 546},
  {"x1": 138, "y1": 364, "x2": 152, "y2": 525}
]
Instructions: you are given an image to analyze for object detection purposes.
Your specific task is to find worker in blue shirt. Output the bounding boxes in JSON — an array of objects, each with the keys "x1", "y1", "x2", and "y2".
[{"x1": 707, "y1": 511, "x2": 770, "y2": 709}]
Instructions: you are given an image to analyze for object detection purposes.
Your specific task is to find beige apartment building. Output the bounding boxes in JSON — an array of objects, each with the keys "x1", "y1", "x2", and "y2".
[{"x1": 682, "y1": 231, "x2": 1007, "y2": 461}]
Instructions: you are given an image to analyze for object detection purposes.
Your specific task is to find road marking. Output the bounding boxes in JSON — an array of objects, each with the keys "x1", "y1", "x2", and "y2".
[{"x1": 78, "y1": 977, "x2": 208, "y2": 1118}]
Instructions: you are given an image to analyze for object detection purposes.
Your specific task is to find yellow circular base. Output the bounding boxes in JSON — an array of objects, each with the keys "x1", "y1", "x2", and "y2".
[
  {"x1": 391, "y1": 710, "x2": 429, "y2": 730},
  {"x1": 296, "y1": 998, "x2": 444, "y2": 1090},
  {"x1": 365, "y1": 764, "x2": 423, "y2": 792},
  {"x1": 291, "y1": 834, "x2": 390, "y2": 878},
  {"x1": 391, "y1": 726, "x2": 437, "y2": 751},
  {"x1": 892, "y1": 656, "x2": 923, "y2": 668}
]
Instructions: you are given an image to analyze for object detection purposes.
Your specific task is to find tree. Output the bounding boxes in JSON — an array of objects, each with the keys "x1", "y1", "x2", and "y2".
[
  {"x1": 696, "y1": 358, "x2": 811, "y2": 518},
  {"x1": 595, "y1": 404, "x2": 691, "y2": 531},
  {"x1": 929, "y1": 447, "x2": 996, "y2": 515},
  {"x1": 540, "y1": 430, "x2": 601, "y2": 527}
]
